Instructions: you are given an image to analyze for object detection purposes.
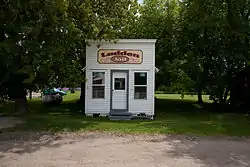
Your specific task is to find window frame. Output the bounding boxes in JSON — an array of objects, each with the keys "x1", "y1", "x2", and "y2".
[
  {"x1": 134, "y1": 72, "x2": 147, "y2": 100},
  {"x1": 92, "y1": 71, "x2": 105, "y2": 99}
]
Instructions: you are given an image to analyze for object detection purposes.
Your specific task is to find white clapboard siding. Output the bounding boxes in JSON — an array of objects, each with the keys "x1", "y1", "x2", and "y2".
[{"x1": 85, "y1": 39, "x2": 156, "y2": 116}]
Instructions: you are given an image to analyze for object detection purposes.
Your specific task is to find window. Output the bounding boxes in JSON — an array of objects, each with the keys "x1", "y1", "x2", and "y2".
[
  {"x1": 134, "y1": 72, "x2": 147, "y2": 99},
  {"x1": 114, "y1": 78, "x2": 125, "y2": 90},
  {"x1": 92, "y1": 72, "x2": 105, "y2": 98}
]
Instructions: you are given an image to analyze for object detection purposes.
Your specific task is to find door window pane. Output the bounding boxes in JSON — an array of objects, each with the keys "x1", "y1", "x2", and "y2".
[
  {"x1": 134, "y1": 72, "x2": 147, "y2": 85},
  {"x1": 114, "y1": 78, "x2": 125, "y2": 90}
]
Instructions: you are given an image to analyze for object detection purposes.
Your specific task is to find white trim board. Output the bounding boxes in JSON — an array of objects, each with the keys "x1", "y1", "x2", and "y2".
[{"x1": 86, "y1": 39, "x2": 157, "y2": 44}]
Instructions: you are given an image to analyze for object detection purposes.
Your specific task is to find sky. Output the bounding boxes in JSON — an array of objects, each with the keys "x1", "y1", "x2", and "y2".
[{"x1": 138, "y1": 0, "x2": 143, "y2": 4}]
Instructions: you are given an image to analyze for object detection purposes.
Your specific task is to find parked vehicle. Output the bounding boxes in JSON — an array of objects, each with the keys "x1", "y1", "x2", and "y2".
[{"x1": 42, "y1": 88, "x2": 67, "y2": 105}]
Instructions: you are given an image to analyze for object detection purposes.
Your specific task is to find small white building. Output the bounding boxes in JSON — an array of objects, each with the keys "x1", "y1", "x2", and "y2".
[{"x1": 85, "y1": 39, "x2": 157, "y2": 120}]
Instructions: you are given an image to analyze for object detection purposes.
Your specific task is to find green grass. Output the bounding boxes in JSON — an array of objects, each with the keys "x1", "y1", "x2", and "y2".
[
  {"x1": 1, "y1": 92, "x2": 250, "y2": 136},
  {"x1": 156, "y1": 94, "x2": 212, "y2": 103}
]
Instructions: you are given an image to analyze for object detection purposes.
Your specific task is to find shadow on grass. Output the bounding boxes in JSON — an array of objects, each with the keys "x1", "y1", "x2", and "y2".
[
  {"x1": 15, "y1": 98, "x2": 250, "y2": 135},
  {"x1": 151, "y1": 98, "x2": 250, "y2": 136},
  {"x1": 155, "y1": 97, "x2": 245, "y2": 115},
  {"x1": 28, "y1": 99, "x2": 85, "y2": 116},
  {"x1": 19, "y1": 99, "x2": 96, "y2": 132},
  {"x1": 0, "y1": 101, "x2": 15, "y2": 116},
  {"x1": 156, "y1": 98, "x2": 210, "y2": 113},
  {"x1": 2, "y1": 96, "x2": 250, "y2": 136}
]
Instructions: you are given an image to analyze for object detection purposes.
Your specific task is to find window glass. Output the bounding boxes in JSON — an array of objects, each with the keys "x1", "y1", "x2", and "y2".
[
  {"x1": 92, "y1": 72, "x2": 105, "y2": 98},
  {"x1": 134, "y1": 72, "x2": 147, "y2": 85},
  {"x1": 92, "y1": 86, "x2": 105, "y2": 98},
  {"x1": 92, "y1": 72, "x2": 105, "y2": 85},
  {"x1": 114, "y1": 78, "x2": 125, "y2": 90},
  {"x1": 134, "y1": 87, "x2": 147, "y2": 99}
]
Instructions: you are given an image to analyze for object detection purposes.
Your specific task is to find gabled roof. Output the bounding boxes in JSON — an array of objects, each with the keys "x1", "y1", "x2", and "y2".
[{"x1": 86, "y1": 39, "x2": 157, "y2": 44}]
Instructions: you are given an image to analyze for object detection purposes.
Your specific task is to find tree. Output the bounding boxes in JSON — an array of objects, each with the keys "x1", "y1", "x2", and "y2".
[
  {"x1": 122, "y1": 0, "x2": 193, "y2": 94},
  {"x1": 124, "y1": 0, "x2": 250, "y2": 106},
  {"x1": 179, "y1": 0, "x2": 250, "y2": 105},
  {"x1": 1, "y1": 0, "x2": 72, "y2": 113},
  {"x1": 0, "y1": 0, "x2": 137, "y2": 114}
]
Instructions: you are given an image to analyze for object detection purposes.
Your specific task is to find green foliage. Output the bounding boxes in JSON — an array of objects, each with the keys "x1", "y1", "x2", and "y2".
[
  {"x1": 123, "y1": 0, "x2": 191, "y2": 92},
  {"x1": 124, "y1": 0, "x2": 250, "y2": 105},
  {"x1": 0, "y1": 0, "x2": 136, "y2": 100},
  {"x1": 1, "y1": 0, "x2": 250, "y2": 108},
  {"x1": 179, "y1": 0, "x2": 250, "y2": 104}
]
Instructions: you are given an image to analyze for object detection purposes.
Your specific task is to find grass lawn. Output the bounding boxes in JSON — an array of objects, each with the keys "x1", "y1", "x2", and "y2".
[
  {"x1": 156, "y1": 94, "x2": 211, "y2": 103},
  {"x1": 1, "y1": 92, "x2": 250, "y2": 136}
]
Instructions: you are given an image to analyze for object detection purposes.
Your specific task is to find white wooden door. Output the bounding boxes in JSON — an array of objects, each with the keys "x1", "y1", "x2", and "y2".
[{"x1": 112, "y1": 72, "x2": 128, "y2": 110}]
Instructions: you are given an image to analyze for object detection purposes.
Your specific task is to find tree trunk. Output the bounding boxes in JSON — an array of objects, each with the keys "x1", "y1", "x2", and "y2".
[
  {"x1": 80, "y1": 82, "x2": 85, "y2": 103},
  {"x1": 197, "y1": 88, "x2": 203, "y2": 104},
  {"x1": 29, "y1": 89, "x2": 32, "y2": 100},
  {"x1": 70, "y1": 88, "x2": 75, "y2": 94},
  {"x1": 14, "y1": 96, "x2": 28, "y2": 115},
  {"x1": 223, "y1": 88, "x2": 229, "y2": 104}
]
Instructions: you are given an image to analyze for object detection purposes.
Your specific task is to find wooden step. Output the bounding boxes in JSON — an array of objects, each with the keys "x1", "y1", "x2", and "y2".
[
  {"x1": 109, "y1": 112, "x2": 132, "y2": 116},
  {"x1": 108, "y1": 115, "x2": 132, "y2": 120},
  {"x1": 108, "y1": 112, "x2": 132, "y2": 120}
]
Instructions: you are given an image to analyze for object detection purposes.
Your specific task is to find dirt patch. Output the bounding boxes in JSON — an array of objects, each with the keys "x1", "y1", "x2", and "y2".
[{"x1": 0, "y1": 132, "x2": 250, "y2": 167}]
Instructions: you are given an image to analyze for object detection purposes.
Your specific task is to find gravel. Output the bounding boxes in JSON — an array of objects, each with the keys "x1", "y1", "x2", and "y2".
[{"x1": 0, "y1": 132, "x2": 250, "y2": 167}]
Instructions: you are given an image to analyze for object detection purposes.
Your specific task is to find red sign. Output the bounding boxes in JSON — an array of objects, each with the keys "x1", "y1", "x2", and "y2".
[{"x1": 98, "y1": 50, "x2": 143, "y2": 64}]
